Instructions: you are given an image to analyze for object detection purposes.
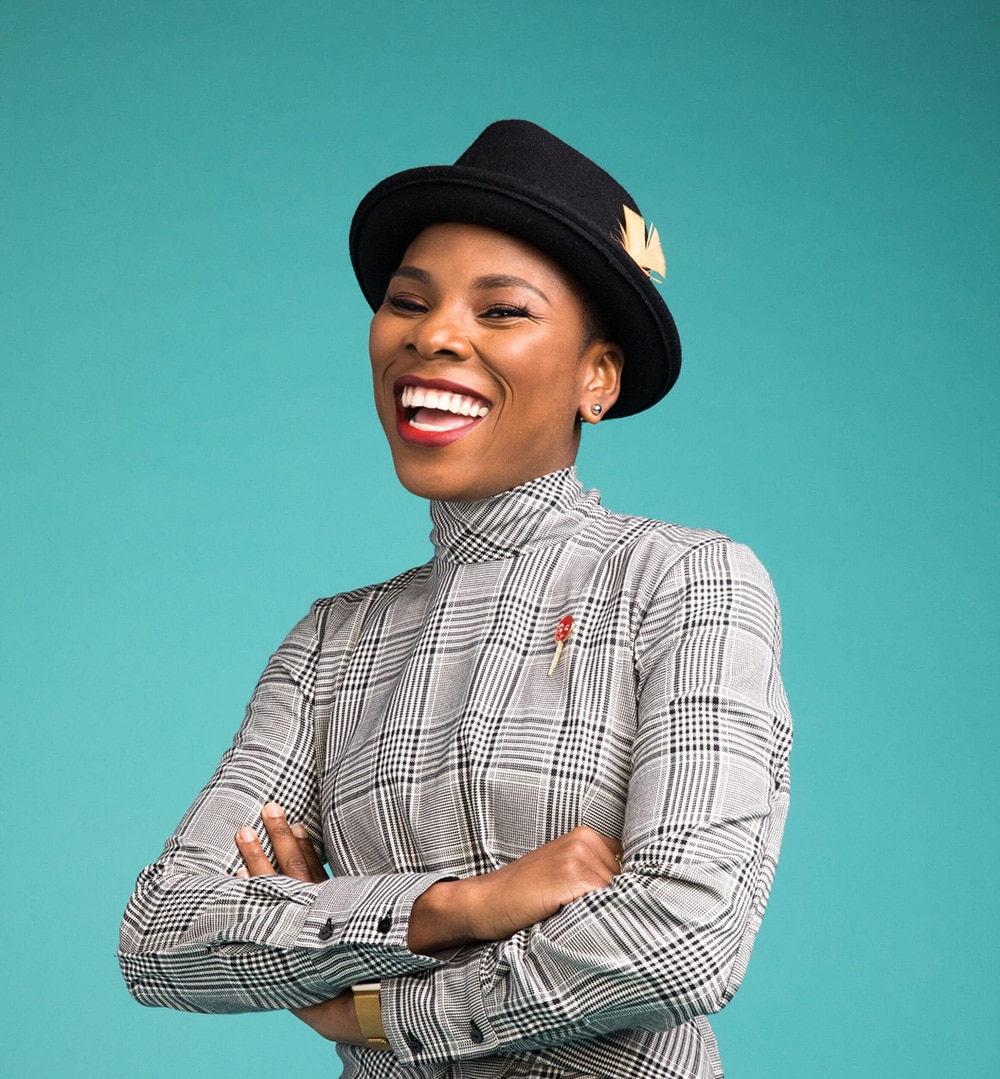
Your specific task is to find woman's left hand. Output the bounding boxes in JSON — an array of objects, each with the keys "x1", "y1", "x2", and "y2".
[{"x1": 235, "y1": 803, "x2": 366, "y2": 1046}]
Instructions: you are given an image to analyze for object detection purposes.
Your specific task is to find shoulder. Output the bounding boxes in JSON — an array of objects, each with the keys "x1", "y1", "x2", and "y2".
[
  {"x1": 584, "y1": 504, "x2": 779, "y2": 616},
  {"x1": 309, "y1": 561, "x2": 432, "y2": 630},
  {"x1": 584, "y1": 502, "x2": 755, "y2": 574},
  {"x1": 267, "y1": 561, "x2": 433, "y2": 679}
]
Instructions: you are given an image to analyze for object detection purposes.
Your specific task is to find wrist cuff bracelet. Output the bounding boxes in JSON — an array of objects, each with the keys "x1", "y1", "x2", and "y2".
[{"x1": 352, "y1": 981, "x2": 391, "y2": 1051}]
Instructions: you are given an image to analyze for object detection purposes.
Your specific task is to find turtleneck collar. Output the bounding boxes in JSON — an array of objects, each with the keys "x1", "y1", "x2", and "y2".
[{"x1": 429, "y1": 467, "x2": 602, "y2": 564}]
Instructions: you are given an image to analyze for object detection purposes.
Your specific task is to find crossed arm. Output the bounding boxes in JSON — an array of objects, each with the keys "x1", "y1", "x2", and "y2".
[
  {"x1": 235, "y1": 801, "x2": 621, "y2": 1044},
  {"x1": 122, "y1": 540, "x2": 790, "y2": 1064}
]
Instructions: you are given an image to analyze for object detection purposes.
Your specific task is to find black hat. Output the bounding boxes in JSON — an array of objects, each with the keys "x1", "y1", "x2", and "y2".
[{"x1": 349, "y1": 120, "x2": 680, "y2": 418}]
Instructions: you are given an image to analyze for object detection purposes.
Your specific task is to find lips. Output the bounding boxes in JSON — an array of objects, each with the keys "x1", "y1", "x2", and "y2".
[{"x1": 392, "y1": 375, "x2": 491, "y2": 447}]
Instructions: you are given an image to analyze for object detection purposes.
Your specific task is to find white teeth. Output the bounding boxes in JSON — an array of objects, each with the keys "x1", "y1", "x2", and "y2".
[{"x1": 400, "y1": 385, "x2": 490, "y2": 418}]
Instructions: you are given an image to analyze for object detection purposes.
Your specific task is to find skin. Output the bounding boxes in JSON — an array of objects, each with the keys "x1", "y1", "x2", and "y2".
[
  {"x1": 237, "y1": 223, "x2": 627, "y2": 1044},
  {"x1": 236, "y1": 805, "x2": 622, "y2": 1044},
  {"x1": 369, "y1": 221, "x2": 623, "y2": 502}
]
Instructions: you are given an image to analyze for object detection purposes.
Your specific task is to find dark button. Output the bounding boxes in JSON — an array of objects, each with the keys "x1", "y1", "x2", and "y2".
[
  {"x1": 376, "y1": 914, "x2": 392, "y2": 934},
  {"x1": 318, "y1": 918, "x2": 334, "y2": 941},
  {"x1": 469, "y1": 1021, "x2": 484, "y2": 1044},
  {"x1": 405, "y1": 1032, "x2": 423, "y2": 1053}
]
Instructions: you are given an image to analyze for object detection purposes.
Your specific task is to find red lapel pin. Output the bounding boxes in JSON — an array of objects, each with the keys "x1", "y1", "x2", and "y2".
[{"x1": 547, "y1": 614, "x2": 575, "y2": 677}]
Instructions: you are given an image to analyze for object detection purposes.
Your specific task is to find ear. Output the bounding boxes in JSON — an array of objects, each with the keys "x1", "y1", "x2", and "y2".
[{"x1": 579, "y1": 342, "x2": 624, "y2": 424}]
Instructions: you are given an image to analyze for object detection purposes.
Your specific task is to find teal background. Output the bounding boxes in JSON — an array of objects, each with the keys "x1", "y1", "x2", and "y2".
[{"x1": 3, "y1": 2, "x2": 997, "y2": 1075}]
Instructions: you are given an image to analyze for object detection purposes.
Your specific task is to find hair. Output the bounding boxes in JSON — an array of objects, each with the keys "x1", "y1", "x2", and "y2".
[
  {"x1": 574, "y1": 279, "x2": 616, "y2": 353},
  {"x1": 581, "y1": 298, "x2": 614, "y2": 349}
]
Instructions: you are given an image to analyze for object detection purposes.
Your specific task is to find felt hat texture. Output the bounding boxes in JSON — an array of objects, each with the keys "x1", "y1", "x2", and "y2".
[{"x1": 349, "y1": 120, "x2": 681, "y2": 417}]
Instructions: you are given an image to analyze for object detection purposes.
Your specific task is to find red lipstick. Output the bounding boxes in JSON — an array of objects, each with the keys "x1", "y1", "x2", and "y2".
[
  {"x1": 394, "y1": 401, "x2": 487, "y2": 447},
  {"x1": 392, "y1": 374, "x2": 492, "y2": 448}
]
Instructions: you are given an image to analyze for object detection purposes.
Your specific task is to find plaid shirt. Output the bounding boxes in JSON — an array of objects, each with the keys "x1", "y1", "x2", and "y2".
[{"x1": 120, "y1": 468, "x2": 792, "y2": 1079}]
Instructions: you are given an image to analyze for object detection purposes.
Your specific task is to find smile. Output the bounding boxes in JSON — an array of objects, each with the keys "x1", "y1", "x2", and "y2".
[{"x1": 393, "y1": 376, "x2": 491, "y2": 447}]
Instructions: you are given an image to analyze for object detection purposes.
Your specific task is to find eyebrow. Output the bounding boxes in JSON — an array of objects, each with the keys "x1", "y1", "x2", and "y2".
[
  {"x1": 389, "y1": 266, "x2": 551, "y2": 304},
  {"x1": 390, "y1": 265, "x2": 432, "y2": 284},
  {"x1": 472, "y1": 275, "x2": 550, "y2": 303}
]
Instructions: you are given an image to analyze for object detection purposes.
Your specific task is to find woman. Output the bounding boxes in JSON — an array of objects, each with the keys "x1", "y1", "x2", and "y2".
[{"x1": 120, "y1": 120, "x2": 792, "y2": 1079}]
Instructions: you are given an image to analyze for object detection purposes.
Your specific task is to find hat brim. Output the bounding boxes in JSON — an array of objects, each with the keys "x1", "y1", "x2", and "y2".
[{"x1": 350, "y1": 166, "x2": 680, "y2": 418}]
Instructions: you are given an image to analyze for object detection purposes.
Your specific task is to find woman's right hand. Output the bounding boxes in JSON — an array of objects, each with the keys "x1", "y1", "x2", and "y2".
[{"x1": 408, "y1": 826, "x2": 622, "y2": 953}]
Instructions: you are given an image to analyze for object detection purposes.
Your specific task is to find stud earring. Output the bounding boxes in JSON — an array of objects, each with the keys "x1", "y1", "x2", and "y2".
[{"x1": 591, "y1": 403, "x2": 602, "y2": 416}]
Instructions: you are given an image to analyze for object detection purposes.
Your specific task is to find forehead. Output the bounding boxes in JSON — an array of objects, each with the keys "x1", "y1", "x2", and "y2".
[{"x1": 399, "y1": 222, "x2": 580, "y2": 296}]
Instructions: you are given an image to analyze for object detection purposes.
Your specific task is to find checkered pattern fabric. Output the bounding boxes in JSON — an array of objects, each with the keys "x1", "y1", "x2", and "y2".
[{"x1": 120, "y1": 468, "x2": 791, "y2": 1079}]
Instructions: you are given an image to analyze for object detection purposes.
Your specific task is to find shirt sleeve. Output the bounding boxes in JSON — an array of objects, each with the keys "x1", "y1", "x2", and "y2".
[
  {"x1": 118, "y1": 605, "x2": 450, "y2": 1013},
  {"x1": 378, "y1": 538, "x2": 793, "y2": 1064}
]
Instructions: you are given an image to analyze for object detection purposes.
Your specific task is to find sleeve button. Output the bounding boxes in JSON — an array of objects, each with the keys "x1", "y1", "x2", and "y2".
[
  {"x1": 405, "y1": 1032, "x2": 423, "y2": 1053},
  {"x1": 376, "y1": 915, "x2": 392, "y2": 933},
  {"x1": 318, "y1": 918, "x2": 334, "y2": 941},
  {"x1": 469, "y1": 1020, "x2": 484, "y2": 1043}
]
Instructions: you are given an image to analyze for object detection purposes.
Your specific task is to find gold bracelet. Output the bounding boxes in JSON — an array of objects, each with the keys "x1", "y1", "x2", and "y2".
[{"x1": 351, "y1": 981, "x2": 391, "y2": 1051}]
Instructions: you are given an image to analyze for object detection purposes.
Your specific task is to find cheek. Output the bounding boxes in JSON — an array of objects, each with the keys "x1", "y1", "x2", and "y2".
[
  {"x1": 368, "y1": 320, "x2": 400, "y2": 399},
  {"x1": 522, "y1": 350, "x2": 586, "y2": 409},
  {"x1": 368, "y1": 315, "x2": 389, "y2": 368}
]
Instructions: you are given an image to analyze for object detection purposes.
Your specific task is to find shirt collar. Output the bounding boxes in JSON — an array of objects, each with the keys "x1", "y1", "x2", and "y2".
[{"x1": 429, "y1": 467, "x2": 601, "y2": 564}]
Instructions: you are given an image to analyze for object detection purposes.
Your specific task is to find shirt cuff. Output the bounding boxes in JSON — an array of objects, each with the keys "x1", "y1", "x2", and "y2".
[
  {"x1": 380, "y1": 947, "x2": 498, "y2": 1064},
  {"x1": 298, "y1": 872, "x2": 454, "y2": 986}
]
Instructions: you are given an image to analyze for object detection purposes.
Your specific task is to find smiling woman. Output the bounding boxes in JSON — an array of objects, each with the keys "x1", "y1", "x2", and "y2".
[
  {"x1": 119, "y1": 120, "x2": 792, "y2": 1079},
  {"x1": 370, "y1": 223, "x2": 622, "y2": 501}
]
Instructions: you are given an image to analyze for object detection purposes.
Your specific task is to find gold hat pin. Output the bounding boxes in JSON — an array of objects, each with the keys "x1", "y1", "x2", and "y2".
[{"x1": 617, "y1": 205, "x2": 666, "y2": 283}]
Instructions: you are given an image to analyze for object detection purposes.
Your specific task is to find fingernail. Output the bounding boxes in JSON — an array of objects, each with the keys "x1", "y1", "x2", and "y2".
[
  {"x1": 262, "y1": 802, "x2": 283, "y2": 819},
  {"x1": 290, "y1": 823, "x2": 308, "y2": 838},
  {"x1": 237, "y1": 827, "x2": 257, "y2": 842},
  {"x1": 235, "y1": 868, "x2": 249, "y2": 878}
]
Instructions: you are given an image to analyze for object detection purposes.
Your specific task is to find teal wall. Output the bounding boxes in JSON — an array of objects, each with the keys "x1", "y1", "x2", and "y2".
[{"x1": 3, "y1": 2, "x2": 996, "y2": 1075}]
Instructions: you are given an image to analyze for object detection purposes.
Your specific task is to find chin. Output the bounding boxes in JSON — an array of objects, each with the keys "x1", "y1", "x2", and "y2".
[
  {"x1": 387, "y1": 447, "x2": 510, "y2": 502},
  {"x1": 386, "y1": 437, "x2": 579, "y2": 504},
  {"x1": 393, "y1": 460, "x2": 492, "y2": 503}
]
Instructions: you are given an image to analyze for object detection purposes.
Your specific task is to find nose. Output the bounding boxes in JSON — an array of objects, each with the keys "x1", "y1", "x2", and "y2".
[{"x1": 405, "y1": 306, "x2": 473, "y2": 361}]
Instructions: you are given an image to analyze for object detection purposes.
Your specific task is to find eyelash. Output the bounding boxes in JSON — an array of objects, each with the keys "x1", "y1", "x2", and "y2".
[
  {"x1": 386, "y1": 295, "x2": 426, "y2": 313},
  {"x1": 385, "y1": 296, "x2": 532, "y2": 320},
  {"x1": 482, "y1": 303, "x2": 531, "y2": 319}
]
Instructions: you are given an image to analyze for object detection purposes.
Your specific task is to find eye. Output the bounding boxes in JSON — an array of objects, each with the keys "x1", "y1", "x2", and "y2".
[
  {"x1": 385, "y1": 294, "x2": 427, "y2": 314},
  {"x1": 481, "y1": 303, "x2": 532, "y2": 320}
]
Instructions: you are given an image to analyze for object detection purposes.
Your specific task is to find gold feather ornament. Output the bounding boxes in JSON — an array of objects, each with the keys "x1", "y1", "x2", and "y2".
[{"x1": 616, "y1": 205, "x2": 666, "y2": 282}]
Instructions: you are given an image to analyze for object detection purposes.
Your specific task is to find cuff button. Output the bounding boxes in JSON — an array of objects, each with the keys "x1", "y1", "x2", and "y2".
[
  {"x1": 318, "y1": 918, "x2": 334, "y2": 941},
  {"x1": 405, "y1": 1032, "x2": 423, "y2": 1053},
  {"x1": 470, "y1": 1021, "x2": 484, "y2": 1044},
  {"x1": 377, "y1": 915, "x2": 392, "y2": 933}
]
